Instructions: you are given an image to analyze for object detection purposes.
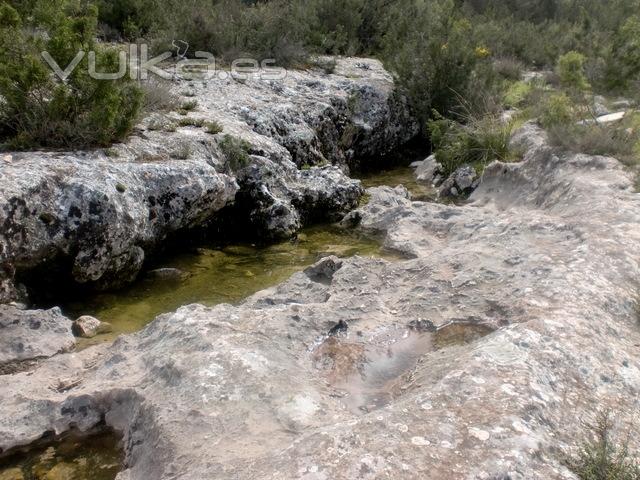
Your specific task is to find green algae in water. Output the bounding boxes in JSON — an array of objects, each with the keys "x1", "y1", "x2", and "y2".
[
  {"x1": 63, "y1": 225, "x2": 388, "y2": 346},
  {"x1": 0, "y1": 430, "x2": 122, "y2": 480}
]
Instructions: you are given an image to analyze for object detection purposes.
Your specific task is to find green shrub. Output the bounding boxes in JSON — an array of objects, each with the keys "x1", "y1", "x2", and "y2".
[
  {"x1": 382, "y1": 0, "x2": 482, "y2": 122},
  {"x1": 605, "y1": 15, "x2": 640, "y2": 91},
  {"x1": 539, "y1": 93, "x2": 574, "y2": 128},
  {"x1": 557, "y1": 51, "x2": 590, "y2": 91},
  {"x1": 219, "y1": 135, "x2": 252, "y2": 171},
  {"x1": 566, "y1": 411, "x2": 640, "y2": 480},
  {"x1": 0, "y1": 0, "x2": 142, "y2": 150},
  {"x1": 181, "y1": 100, "x2": 198, "y2": 112},
  {"x1": 428, "y1": 110, "x2": 514, "y2": 176}
]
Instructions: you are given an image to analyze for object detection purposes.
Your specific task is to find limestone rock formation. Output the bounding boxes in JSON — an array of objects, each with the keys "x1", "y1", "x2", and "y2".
[
  {"x1": 1, "y1": 123, "x2": 639, "y2": 479},
  {"x1": 0, "y1": 57, "x2": 415, "y2": 300}
]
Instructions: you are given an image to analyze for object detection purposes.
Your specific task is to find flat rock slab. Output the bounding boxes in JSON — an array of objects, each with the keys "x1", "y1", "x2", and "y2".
[{"x1": 1, "y1": 124, "x2": 639, "y2": 479}]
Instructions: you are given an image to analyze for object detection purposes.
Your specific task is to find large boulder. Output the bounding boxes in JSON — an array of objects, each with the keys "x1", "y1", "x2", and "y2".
[{"x1": 1, "y1": 124, "x2": 639, "y2": 479}]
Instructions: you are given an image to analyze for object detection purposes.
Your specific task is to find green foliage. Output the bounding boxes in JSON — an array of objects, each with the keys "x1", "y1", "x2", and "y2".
[
  {"x1": 0, "y1": 0, "x2": 142, "y2": 150},
  {"x1": 539, "y1": 93, "x2": 574, "y2": 128},
  {"x1": 548, "y1": 112, "x2": 640, "y2": 166},
  {"x1": 558, "y1": 51, "x2": 590, "y2": 91},
  {"x1": 504, "y1": 81, "x2": 533, "y2": 108},
  {"x1": 205, "y1": 121, "x2": 223, "y2": 135},
  {"x1": 382, "y1": 0, "x2": 483, "y2": 122},
  {"x1": 219, "y1": 134, "x2": 252, "y2": 171},
  {"x1": 605, "y1": 15, "x2": 640, "y2": 91},
  {"x1": 428, "y1": 110, "x2": 514, "y2": 176},
  {"x1": 567, "y1": 412, "x2": 640, "y2": 480}
]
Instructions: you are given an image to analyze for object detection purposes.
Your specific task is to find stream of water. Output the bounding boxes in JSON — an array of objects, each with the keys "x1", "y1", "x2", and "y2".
[{"x1": 1, "y1": 165, "x2": 430, "y2": 479}]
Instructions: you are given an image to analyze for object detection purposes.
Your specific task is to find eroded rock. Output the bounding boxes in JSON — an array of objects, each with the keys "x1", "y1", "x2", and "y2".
[
  {"x1": 2, "y1": 129, "x2": 639, "y2": 478},
  {"x1": 0, "y1": 305, "x2": 74, "y2": 373}
]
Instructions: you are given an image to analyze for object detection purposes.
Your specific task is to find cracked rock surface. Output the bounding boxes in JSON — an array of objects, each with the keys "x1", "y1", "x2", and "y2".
[{"x1": 1, "y1": 123, "x2": 639, "y2": 479}]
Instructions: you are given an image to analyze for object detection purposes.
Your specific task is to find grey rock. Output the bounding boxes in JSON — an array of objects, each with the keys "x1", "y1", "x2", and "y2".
[
  {"x1": 412, "y1": 154, "x2": 442, "y2": 184},
  {"x1": 8, "y1": 100, "x2": 638, "y2": 480},
  {"x1": 0, "y1": 57, "x2": 413, "y2": 299},
  {"x1": 593, "y1": 95, "x2": 609, "y2": 117},
  {"x1": 147, "y1": 268, "x2": 188, "y2": 282},
  {"x1": 438, "y1": 164, "x2": 478, "y2": 197},
  {"x1": 453, "y1": 165, "x2": 476, "y2": 190},
  {"x1": 0, "y1": 305, "x2": 74, "y2": 369},
  {"x1": 71, "y1": 315, "x2": 113, "y2": 338}
]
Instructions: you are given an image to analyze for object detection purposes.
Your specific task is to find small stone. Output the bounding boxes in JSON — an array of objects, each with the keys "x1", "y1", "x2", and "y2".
[
  {"x1": 147, "y1": 268, "x2": 188, "y2": 282},
  {"x1": 116, "y1": 182, "x2": 127, "y2": 193},
  {"x1": 72, "y1": 315, "x2": 113, "y2": 338}
]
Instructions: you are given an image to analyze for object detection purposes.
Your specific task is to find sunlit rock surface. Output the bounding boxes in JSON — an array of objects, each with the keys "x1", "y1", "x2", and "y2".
[
  {"x1": 1, "y1": 124, "x2": 639, "y2": 478},
  {"x1": 0, "y1": 57, "x2": 415, "y2": 299}
]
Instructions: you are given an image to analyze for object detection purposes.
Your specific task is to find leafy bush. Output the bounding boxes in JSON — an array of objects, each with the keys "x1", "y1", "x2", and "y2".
[
  {"x1": 605, "y1": 15, "x2": 640, "y2": 92},
  {"x1": 0, "y1": 0, "x2": 142, "y2": 150},
  {"x1": 558, "y1": 51, "x2": 590, "y2": 91},
  {"x1": 504, "y1": 81, "x2": 534, "y2": 108},
  {"x1": 539, "y1": 93, "x2": 574, "y2": 128},
  {"x1": 382, "y1": 0, "x2": 483, "y2": 122},
  {"x1": 566, "y1": 411, "x2": 640, "y2": 480}
]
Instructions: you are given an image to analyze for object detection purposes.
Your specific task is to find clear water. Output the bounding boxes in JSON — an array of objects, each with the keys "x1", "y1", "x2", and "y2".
[
  {"x1": 0, "y1": 430, "x2": 122, "y2": 480},
  {"x1": 63, "y1": 225, "x2": 389, "y2": 348},
  {"x1": 357, "y1": 165, "x2": 437, "y2": 201}
]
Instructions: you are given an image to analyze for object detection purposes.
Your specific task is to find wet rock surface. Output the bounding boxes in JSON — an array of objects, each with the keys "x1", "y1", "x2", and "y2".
[
  {"x1": 1, "y1": 123, "x2": 639, "y2": 478},
  {"x1": 0, "y1": 57, "x2": 414, "y2": 300},
  {"x1": 0, "y1": 306, "x2": 74, "y2": 374}
]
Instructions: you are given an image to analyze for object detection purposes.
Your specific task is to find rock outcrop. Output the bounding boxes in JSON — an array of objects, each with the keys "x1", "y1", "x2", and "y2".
[
  {"x1": 1, "y1": 123, "x2": 639, "y2": 479},
  {"x1": 0, "y1": 57, "x2": 416, "y2": 300}
]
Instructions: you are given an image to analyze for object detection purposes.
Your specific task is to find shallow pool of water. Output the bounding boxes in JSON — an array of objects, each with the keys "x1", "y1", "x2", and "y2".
[
  {"x1": 357, "y1": 165, "x2": 437, "y2": 201},
  {"x1": 0, "y1": 429, "x2": 122, "y2": 480},
  {"x1": 63, "y1": 225, "x2": 389, "y2": 346}
]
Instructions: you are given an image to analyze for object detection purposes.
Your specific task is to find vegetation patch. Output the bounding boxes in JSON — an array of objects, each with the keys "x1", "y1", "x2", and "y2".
[
  {"x1": 219, "y1": 135, "x2": 252, "y2": 172},
  {"x1": 566, "y1": 411, "x2": 640, "y2": 480}
]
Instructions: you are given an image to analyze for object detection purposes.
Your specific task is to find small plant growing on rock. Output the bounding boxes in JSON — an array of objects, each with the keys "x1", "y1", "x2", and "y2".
[
  {"x1": 566, "y1": 411, "x2": 640, "y2": 480},
  {"x1": 181, "y1": 100, "x2": 198, "y2": 112},
  {"x1": 205, "y1": 121, "x2": 223, "y2": 134},
  {"x1": 178, "y1": 118, "x2": 205, "y2": 128},
  {"x1": 172, "y1": 144, "x2": 192, "y2": 160},
  {"x1": 219, "y1": 135, "x2": 252, "y2": 171}
]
